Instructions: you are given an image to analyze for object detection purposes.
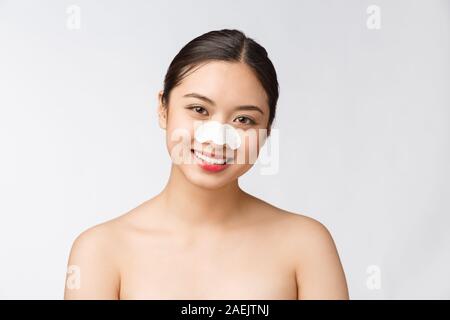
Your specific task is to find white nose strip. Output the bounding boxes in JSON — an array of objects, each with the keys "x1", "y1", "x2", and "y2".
[{"x1": 194, "y1": 120, "x2": 241, "y2": 150}]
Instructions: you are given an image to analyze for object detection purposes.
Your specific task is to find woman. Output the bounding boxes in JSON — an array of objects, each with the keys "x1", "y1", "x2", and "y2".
[{"x1": 64, "y1": 29, "x2": 349, "y2": 300}]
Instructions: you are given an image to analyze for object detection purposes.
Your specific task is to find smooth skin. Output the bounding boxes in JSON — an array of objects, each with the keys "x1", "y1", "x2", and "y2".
[{"x1": 64, "y1": 61, "x2": 349, "y2": 300}]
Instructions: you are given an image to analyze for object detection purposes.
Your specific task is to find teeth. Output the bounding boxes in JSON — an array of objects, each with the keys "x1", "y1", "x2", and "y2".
[{"x1": 194, "y1": 151, "x2": 226, "y2": 165}]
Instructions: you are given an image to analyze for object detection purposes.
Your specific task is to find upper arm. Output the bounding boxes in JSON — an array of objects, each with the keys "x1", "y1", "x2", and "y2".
[
  {"x1": 293, "y1": 218, "x2": 349, "y2": 300},
  {"x1": 64, "y1": 225, "x2": 120, "y2": 299}
]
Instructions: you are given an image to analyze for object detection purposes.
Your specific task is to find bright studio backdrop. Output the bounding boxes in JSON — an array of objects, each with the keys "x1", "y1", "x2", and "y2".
[{"x1": 1, "y1": 0, "x2": 449, "y2": 299}]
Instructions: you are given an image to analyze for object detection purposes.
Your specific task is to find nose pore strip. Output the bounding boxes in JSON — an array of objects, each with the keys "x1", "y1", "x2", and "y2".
[{"x1": 194, "y1": 120, "x2": 241, "y2": 150}]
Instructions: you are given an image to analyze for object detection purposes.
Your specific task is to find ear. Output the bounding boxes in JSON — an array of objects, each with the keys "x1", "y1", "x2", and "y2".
[{"x1": 157, "y1": 90, "x2": 167, "y2": 130}]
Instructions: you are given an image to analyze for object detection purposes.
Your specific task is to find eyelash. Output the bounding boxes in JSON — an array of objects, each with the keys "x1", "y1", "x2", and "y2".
[
  {"x1": 186, "y1": 105, "x2": 257, "y2": 125},
  {"x1": 188, "y1": 105, "x2": 208, "y2": 116}
]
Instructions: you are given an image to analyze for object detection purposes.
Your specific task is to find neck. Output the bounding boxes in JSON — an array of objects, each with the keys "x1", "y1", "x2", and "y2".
[{"x1": 157, "y1": 164, "x2": 246, "y2": 231}]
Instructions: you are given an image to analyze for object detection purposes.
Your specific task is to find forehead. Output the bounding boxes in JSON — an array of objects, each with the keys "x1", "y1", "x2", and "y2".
[{"x1": 171, "y1": 61, "x2": 269, "y2": 112}]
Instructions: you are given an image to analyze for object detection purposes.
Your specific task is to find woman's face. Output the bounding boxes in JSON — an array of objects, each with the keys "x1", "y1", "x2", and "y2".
[{"x1": 158, "y1": 61, "x2": 270, "y2": 189}]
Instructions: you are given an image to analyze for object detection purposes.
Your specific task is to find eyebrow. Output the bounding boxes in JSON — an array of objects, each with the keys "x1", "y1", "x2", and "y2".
[{"x1": 183, "y1": 92, "x2": 264, "y2": 115}]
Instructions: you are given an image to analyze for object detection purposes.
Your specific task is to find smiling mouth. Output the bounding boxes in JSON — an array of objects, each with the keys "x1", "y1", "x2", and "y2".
[{"x1": 191, "y1": 149, "x2": 233, "y2": 165}]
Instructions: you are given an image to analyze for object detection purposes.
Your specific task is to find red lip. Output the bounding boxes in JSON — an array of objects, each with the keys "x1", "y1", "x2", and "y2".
[
  {"x1": 191, "y1": 150, "x2": 230, "y2": 172},
  {"x1": 199, "y1": 162, "x2": 230, "y2": 172}
]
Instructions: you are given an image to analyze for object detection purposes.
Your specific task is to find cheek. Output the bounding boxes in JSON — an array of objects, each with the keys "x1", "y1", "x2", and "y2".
[
  {"x1": 166, "y1": 109, "x2": 191, "y2": 132},
  {"x1": 235, "y1": 129, "x2": 266, "y2": 164},
  {"x1": 165, "y1": 114, "x2": 195, "y2": 159}
]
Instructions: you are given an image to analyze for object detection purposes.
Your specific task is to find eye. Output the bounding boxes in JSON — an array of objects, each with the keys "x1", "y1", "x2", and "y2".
[
  {"x1": 187, "y1": 105, "x2": 208, "y2": 116},
  {"x1": 234, "y1": 116, "x2": 256, "y2": 125}
]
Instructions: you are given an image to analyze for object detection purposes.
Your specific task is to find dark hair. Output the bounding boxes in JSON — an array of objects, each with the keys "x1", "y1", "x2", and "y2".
[{"x1": 162, "y1": 29, "x2": 279, "y2": 134}]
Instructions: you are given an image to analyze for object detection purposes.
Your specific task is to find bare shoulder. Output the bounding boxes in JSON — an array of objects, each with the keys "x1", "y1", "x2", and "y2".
[
  {"x1": 278, "y1": 211, "x2": 349, "y2": 299},
  {"x1": 245, "y1": 193, "x2": 331, "y2": 239},
  {"x1": 68, "y1": 196, "x2": 157, "y2": 247},
  {"x1": 64, "y1": 217, "x2": 124, "y2": 299},
  {"x1": 276, "y1": 209, "x2": 335, "y2": 245},
  {"x1": 67, "y1": 209, "x2": 134, "y2": 261},
  {"x1": 64, "y1": 198, "x2": 159, "y2": 299},
  {"x1": 246, "y1": 195, "x2": 349, "y2": 299},
  {"x1": 71, "y1": 217, "x2": 122, "y2": 246}
]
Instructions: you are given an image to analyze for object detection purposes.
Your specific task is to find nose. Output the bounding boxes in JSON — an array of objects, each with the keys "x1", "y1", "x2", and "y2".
[{"x1": 194, "y1": 120, "x2": 241, "y2": 150}]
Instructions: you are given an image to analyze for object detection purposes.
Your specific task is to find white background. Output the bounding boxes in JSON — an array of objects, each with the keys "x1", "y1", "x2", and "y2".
[{"x1": 0, "y1": 0, "x2": 449, "y2": 299}]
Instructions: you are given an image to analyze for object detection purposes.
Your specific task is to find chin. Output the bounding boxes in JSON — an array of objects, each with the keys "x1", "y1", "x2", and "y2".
[
  {"x1": 186, "y1": 170, "x2": 232, "y2": 190},
  {"x1": 175, "y1": 163, "x2": 233, "y2": 190}
]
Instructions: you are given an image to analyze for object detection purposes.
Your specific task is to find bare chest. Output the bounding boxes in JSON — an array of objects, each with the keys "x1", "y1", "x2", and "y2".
[{"x1": 118, "y1": 232, "x2": 297, "y2": 299}]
